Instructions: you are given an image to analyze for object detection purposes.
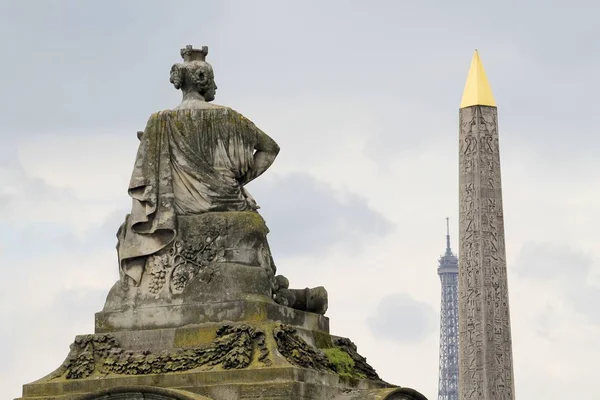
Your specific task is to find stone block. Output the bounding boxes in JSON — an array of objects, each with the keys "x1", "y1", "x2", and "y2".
[
  {"x1": 18, "y1": 321, "x2": 429, "y2": 400},
  {"x1": 96, "y1": 297, "x2": 330, "y2": 333}
]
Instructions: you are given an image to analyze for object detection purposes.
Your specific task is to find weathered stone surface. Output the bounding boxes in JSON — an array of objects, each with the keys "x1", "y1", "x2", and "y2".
[
  {"x1": 273, "y1": 324, "x2": 336, "y2": 373},
  {"x1": 458, "y1": 105, "x2": 515, "y2": 399},
  {"x1": 41, "y1": 323, "x2": 377, "y2": 382},
  {"x1": 59, "y1": 384, "x2": 425, "y2": 400},
  {"x1": 273, "y1": 286, "x2": 328, "y2": 315},
  {"x1": 271, "y1": 325, "x2": 381, "y2": 382},
  {"x1": 17, "y1": 45, "x2": 426, "y2": 400},
  {"x1": 18, "y1": 321, "x2": 428, "y2": 400},
  {"x1": 75, "y1": 386, "x2": 213, "y2": 399},
  {"x1": 289, "y1": 286, "x2": 329, "y2": 315},
  {"x1": 110, "y1": 212, "x2": 275, "y2": 308},
  {"x1": 171, "y1": 45, "x2": 219, "y2": 109},
  {"x1": 116, "y1": 45, "x2": 280, "y2": 294},
  {"x1": 19, "y1": 376, "x2": 424, "y2": 400},
  {"x1": 108, "y1": 208, "x2": 329, "y2": 327},
  {"x1": 49, "y1": 325, "x2": 269, "y2": 380},
  {"x1": 333, "y1": 338, "x2": 380, "y2": 381},
  {"x1": 96, "y1": 297, "x2": 330, "y2": 333},
  {"x1": 332, "y1": 388, "x2": 428, "y2": 400}
]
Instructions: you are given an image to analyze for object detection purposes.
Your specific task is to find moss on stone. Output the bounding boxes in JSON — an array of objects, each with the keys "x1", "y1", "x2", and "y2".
[
  {"x1": 243, "y1": 303, "x2": 268, "y2": 322},
  {"x1": 313, "y1": 330, "x2": 333, "y2": 349},
  {"x1": 323, "y1": 347, "x2": 368, "y2": 380},
  {"x1": 323, "y1": 348, "x2": 354, "y2": 377},
  {"x1": 227, "y1": 211, "x2": 268, "y2": 236},
  {"x1": 174, "y1": 327, "x2": 217, "y2": 348}
]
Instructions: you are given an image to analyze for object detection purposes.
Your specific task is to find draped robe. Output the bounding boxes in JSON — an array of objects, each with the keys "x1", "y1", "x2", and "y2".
[{"x1": 117, "y1": 107, "x2": 262, "y2": 285}]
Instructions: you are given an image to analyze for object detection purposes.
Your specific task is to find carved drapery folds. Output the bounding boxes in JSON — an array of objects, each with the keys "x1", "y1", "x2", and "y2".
[
  {"x1": 117, "y1": 109, "x2": 263, "y2": 286},
  {"x1": 110, "y1": 46, "x2": 329, "y2": 319}
]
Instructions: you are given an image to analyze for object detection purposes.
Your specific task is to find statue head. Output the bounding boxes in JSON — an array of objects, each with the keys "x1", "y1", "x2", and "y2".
[{"x1": 170, "y1": 45, "x2": 217, "y2": 103}]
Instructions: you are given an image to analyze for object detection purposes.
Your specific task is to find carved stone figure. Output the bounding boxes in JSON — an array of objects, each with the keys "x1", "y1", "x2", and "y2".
[
  {"x1": 18, "y1": 45, "x2": 427, "y2": 400},
  {"x1": 106, "y1": 45, "x2": 328, "y2": 320},
  {"x1": 272, "y1": 275, "x2": 328, "y2": 314},
  {"x1": 116, "y1": 45, "x2": 280, "y2": 287}
]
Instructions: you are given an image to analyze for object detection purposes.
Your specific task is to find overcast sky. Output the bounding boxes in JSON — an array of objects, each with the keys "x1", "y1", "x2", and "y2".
[{"x1": 1, "y1": 1, "x2": 599, "y2": 399}]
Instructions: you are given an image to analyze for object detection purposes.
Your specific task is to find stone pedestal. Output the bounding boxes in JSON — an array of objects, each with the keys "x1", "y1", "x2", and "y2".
[
  {"x1": 18, "y1": 214, "x2": 427, "y2": 400},
  {"x1": 17, "y1": 44, "x2": 428, "y2": 399},
  {"x1": 18, "y1": 318, "x2": 425, "y2": 400}
]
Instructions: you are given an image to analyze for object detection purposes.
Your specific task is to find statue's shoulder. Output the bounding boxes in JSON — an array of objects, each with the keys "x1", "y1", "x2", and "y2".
[
  {"x1": 205, "y1": 106, "x2": 251, "y2": 123},
  {"x1": 221, "y1": 107, "x2": 256, "y2": 124},
  {"x1": 150, "y1": 106, "x2": 252, "y2": 120},
  {"x1": 170, "y1": 100, "x2": 234, "y2": 112}
]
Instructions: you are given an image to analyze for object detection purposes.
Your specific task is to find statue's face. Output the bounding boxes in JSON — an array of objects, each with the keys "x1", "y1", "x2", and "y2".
[
  {"x1": 204, "y1": 72, "x2": 217, "y2": 102},
  {"x1": 195, "y1": 64, "x2": 217, "y2": 102}
]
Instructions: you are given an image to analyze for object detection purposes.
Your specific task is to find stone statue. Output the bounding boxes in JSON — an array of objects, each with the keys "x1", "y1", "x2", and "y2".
[
  {"x1": 116, "y1": 45, "x2": 279, "y2": 286},
  {"x1": 109, "y1": 45, "x2": 327, "y2": 319},
  {"x1": 19, "y1": 45, "x2": 428, "y2": 400}
]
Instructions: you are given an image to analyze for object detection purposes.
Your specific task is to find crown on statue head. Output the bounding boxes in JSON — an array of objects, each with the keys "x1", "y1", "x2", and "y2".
[{"x1": 180, "y1": 45, "x2": 209, "y2": 62}]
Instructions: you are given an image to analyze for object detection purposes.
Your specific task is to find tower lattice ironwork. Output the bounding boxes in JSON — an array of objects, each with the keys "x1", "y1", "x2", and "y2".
[{"x1": 437, "y1": 218, "x2": 459, "y2": 400}]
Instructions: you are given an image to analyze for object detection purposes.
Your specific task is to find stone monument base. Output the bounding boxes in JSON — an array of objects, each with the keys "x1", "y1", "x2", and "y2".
[
  {"x1": 18, "y1": 317, "x2": 427, "y2": 400},
  {"x1": 20, "y1": 367, "x2": 419, "y2": 400},
  {"x1": 96, "y1": 295, "x2": 329, "y2": 333}
]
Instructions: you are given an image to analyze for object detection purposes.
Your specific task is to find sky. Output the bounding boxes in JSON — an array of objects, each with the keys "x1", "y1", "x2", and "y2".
[{"x1": 1, "y1": 1, "x2": 599, "y2": 399}]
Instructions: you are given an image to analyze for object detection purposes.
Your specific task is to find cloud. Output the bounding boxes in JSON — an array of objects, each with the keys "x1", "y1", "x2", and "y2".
[
  {"x1": 368, "y1": 293, "x2": 437, "y2": 343},
  {"x1": 0, "y1": 205, "x2": 120, "y2": 398},
  {"x1": 0, "y1": 162, "x2": 120, "y2": 235},
  {"x1": 513, "y1": 242, "x2": 591, "y2": 282},
  {"x1": 2, "y1": 1, "x2": 600, "y2": 399},
  {"x1": 249, "y1": 172, "x2": 393, "y2": 258},
  {"x1": 513, "y1": 242, "x2": 600, "y2": 324}
]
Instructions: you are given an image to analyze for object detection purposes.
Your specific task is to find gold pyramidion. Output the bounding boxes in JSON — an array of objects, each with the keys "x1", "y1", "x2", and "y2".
[{"x1": 460, "y1": 50, "x2": 496, "y2": 108}]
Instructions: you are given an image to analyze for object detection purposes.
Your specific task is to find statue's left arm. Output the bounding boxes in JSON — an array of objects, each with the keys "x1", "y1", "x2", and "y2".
[{"x1": 238, "y1": 129, "x2": 280, "y2": 186}]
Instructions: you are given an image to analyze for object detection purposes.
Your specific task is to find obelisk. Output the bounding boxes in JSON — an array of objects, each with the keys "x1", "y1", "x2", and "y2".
[{"x1": 458, "y1": 50, "x2": 516, "y2": 400}]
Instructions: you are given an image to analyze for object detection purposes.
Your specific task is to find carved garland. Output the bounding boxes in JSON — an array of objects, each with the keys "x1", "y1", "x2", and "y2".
[
  {"x1": 273, "y1": 324, "x2": 333, "y2": 372},
  {"x1": 57, "y1": 324, "x2": 270, "y2": 380},
  {"x1": 273, "y1": 324, "x2": 382, "y2": 382}
]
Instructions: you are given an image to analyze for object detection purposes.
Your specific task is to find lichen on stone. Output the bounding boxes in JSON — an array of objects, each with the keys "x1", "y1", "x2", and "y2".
[
  {"x1": 273, "y1": 325, "x2": 333, "y2": 372},
  {"x1": 312, "y1": 330, "x2": 333, "y2": 349},
  {"x1": 333, "y1": 338, "x2": 381, "y2": 381},
  {"x1": 273, "y1": 324, "x2": 382, "y2": 382},
  {"x1": 57, "y1": 324, "x2": 270, "y2": 380}
]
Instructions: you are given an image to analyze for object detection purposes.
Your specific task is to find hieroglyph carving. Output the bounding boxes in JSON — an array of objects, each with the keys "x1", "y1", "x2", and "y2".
[{"x1": 458, "y1": 106, "x2": 515, "y2": 400}]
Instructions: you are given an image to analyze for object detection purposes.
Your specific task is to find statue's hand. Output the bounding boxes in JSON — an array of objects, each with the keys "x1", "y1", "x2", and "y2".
[{"x1": 241, "y1": 187, "x2": 259, "y2": 210}]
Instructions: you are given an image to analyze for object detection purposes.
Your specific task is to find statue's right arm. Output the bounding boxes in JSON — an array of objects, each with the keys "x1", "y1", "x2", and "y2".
[{"x1": 238, "y1": 130, "x2": 280, "y2": 186}]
